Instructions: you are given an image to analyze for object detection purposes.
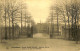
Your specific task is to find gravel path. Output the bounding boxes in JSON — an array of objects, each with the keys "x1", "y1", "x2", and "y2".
[{"x1": 0, "y1": 33, "x2": 80, "y2": 51}]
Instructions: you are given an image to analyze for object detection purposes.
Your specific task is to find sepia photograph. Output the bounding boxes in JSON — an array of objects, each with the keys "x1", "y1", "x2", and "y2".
[{"x1": 0, "y1": 0, "x2": 80, "y2": 51}]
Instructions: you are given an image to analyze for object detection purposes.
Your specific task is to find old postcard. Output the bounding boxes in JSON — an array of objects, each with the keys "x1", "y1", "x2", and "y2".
[{"x1": 0, "y1": 0, "x2": 80, "y2": 51}]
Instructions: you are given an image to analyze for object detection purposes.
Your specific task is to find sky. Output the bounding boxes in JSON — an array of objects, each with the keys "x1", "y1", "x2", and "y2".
[
  {"x1": 25, "y1": 0, "x2": 68, "y2": 23},
  {"x1": 26, "y1": 0, "x2": 56, "y2": 23},
  {"x1": 19, "y1": 0, "x2": 68, "y2": 26}
]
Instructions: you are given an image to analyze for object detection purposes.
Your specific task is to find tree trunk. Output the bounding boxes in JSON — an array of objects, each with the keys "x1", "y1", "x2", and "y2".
[
  {"x1": 57, "y1": 13, "x2": 59, "y2": 35},
  {"x1": 5, "y1": 2, "x2": 7, "y2": 40},
  {"x1": 12, "y1": 12, "x2": 14, "y2": 39},
  {"x1": 21, "y1": 5, "x2": 22, "y2": 35}
]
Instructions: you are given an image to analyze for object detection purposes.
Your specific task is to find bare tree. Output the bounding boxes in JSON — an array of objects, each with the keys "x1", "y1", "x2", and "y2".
[
  {"x1": 4, "y1": 0, "x2": 7, "y2": 40},
  {"x1": 48, "y1": 6, "x2": 54, "y2": 38},
  {"x1": 5, "y1": 0, "x2": 24, "y2": 39},
  {"x1": 0, "y1": 1, "x2": 4, "y2": 42},
  {"x1": 56, "y1": 0, "x2": 80, "y2": 43},
  {"x1": 64, "y1": 0, "x2": 80, "y2": 43}
]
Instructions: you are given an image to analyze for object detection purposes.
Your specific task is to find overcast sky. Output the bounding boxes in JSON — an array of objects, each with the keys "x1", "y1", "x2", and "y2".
[
  {"x1": 25, "y1": 0, "x2": 70, "y2": 23},
  {"x1": 26, "y1": 0, "x2": 56, "y2": 23}
]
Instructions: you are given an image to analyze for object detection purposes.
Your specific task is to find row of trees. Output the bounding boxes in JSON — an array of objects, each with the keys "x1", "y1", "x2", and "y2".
[
  {"x1": 0, "y1": 0, "x2": 35, "y2": 41},
  {"x1": 47, "y1": 0, "x2": 80, "y2": 43}
]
